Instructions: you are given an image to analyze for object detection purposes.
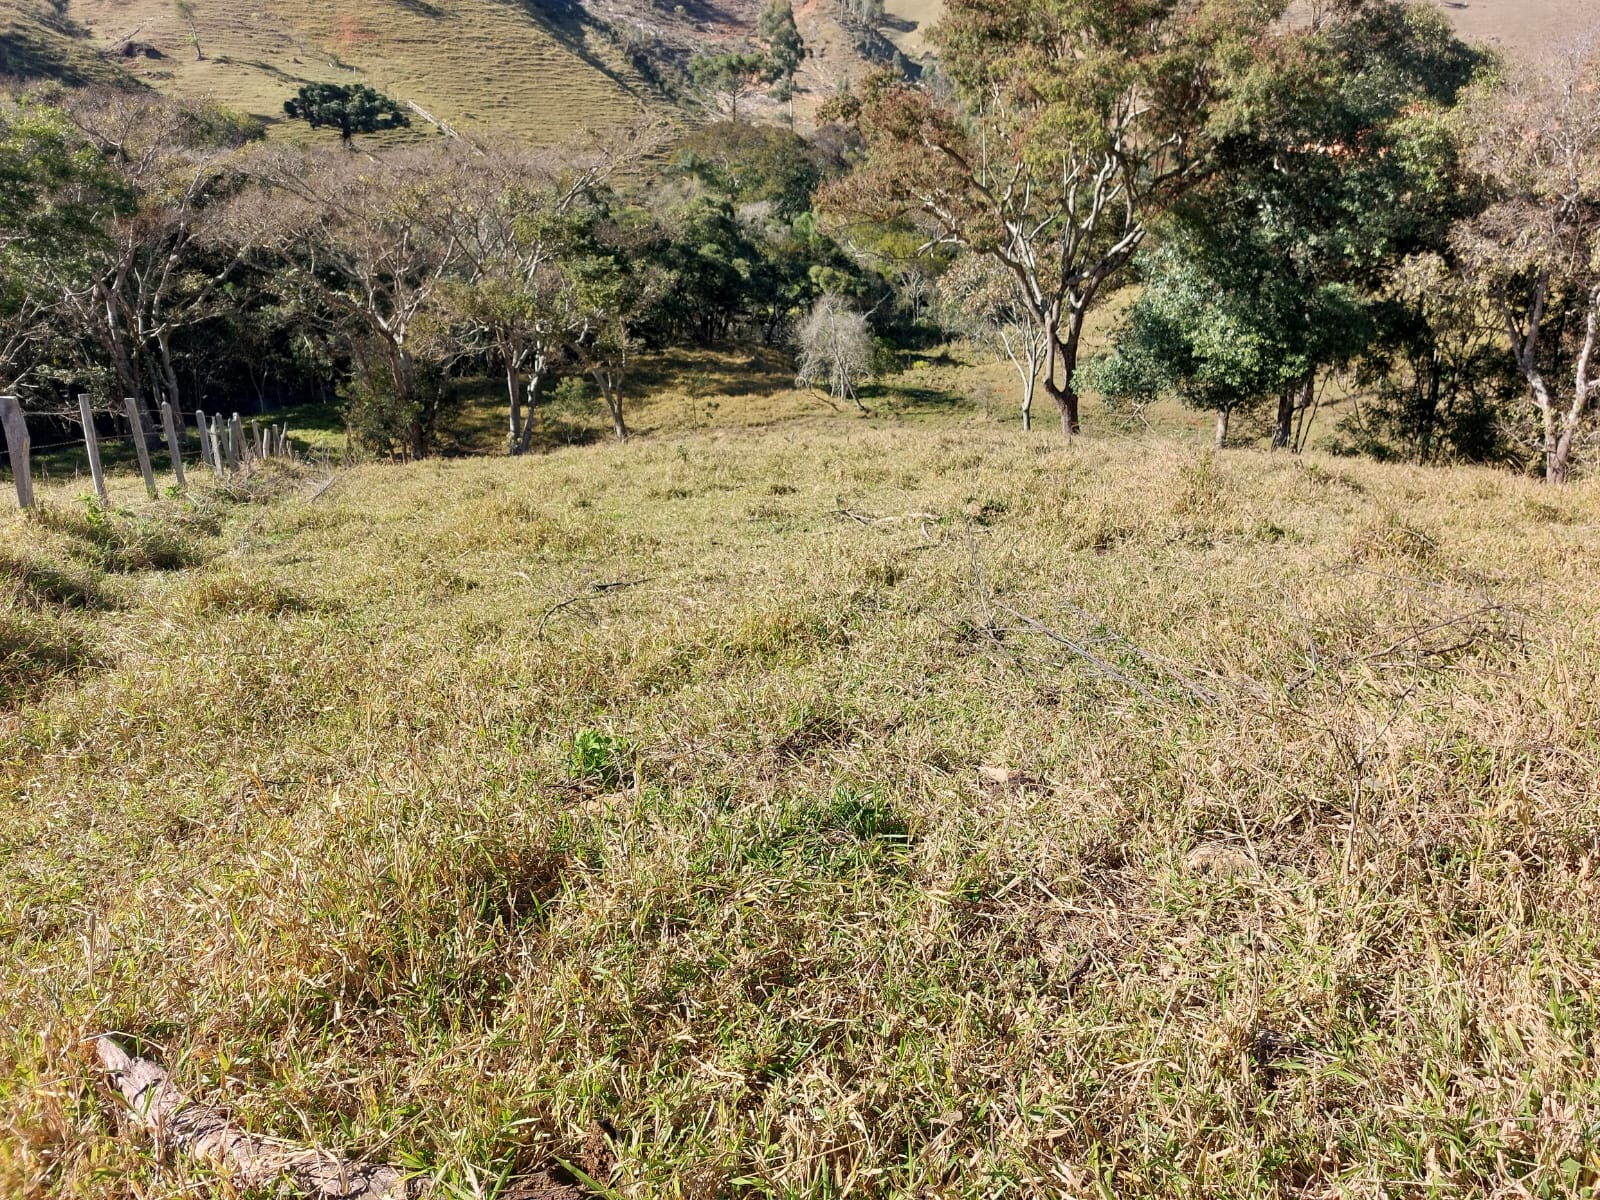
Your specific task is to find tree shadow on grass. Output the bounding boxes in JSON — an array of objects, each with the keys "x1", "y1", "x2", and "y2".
[
  {"x1": 858, "y1": 381, "x2": 972, "y2": 420},
  {"x1": 629, "y1": 345, "x2": 798, "y2": 400},
  {"x1": 493, "y1": 0, "x2": 652, "y2": 102}
]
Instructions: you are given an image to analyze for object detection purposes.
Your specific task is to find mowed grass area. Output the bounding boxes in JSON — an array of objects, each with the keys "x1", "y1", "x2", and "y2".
[{"x1": 3, "y1": 395, "x2": 1600, "y2": 1198}]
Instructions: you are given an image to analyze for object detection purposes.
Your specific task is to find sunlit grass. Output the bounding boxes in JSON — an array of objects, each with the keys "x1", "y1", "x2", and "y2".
[{"x1": 3, "y1": 385, "x2": 1599, "y2": 1197}]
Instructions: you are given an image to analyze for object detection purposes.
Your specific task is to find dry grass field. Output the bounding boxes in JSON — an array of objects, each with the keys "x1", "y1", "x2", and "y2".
[{"x1": 3, "y1": 378, "x2": 1599, "y2": 1196}]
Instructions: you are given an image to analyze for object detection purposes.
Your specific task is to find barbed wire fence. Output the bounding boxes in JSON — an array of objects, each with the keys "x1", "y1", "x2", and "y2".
[{"x1": 0, "y1": 394, "x2": 306, "y2": 510}]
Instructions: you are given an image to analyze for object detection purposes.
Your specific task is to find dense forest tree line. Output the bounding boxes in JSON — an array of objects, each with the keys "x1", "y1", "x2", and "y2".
[{"x1": 1, "y1": 0, "x2": 1598, "y2": 479}]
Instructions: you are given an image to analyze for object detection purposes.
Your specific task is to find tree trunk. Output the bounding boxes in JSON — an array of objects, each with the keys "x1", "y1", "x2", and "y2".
[
  {"x1": 506, "y1": 363, "x2": 522, "y2": 455},
  {"x1": 1549, "y1": 424, "x2": 1574, "y2": 484},
  {"x1": 1215, "y1": 407, "x2": 1230, "y2": 448},
  {"x1": 95, "y1": 1038, "x2": 408, "y2": 1200},
  {"x1": 1042, "y1": 307, "x2": 1084, "y2": 437},
  {"x1": 1272, "y1": 389, "x2": 1295, "y2": 450},
  {"x1": 1528, "y1": 372, "x2": 1558, "y2": 483},
  {"x1": 155, "y1": 327, "x2": 183, "y2": 443},
  {"x1": 1417, "y1": 350, "x2": 1441, "y2": 463},
  {"x1": 1021, "y1": 378, "x2": 1033, "y2": 432},
  {"x1": 515, "y1": 360, "x2": 544, "y2": 455}
]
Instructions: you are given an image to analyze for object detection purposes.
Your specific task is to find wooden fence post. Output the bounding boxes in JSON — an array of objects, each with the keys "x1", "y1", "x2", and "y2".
[
  {"x1": 230, "y1": 413, "x2": 246, "y2": 467},
  {"x1": 78, "y1": 394, "x2": 108, "y2": 503},
  {"x1": 206, "y1": 414, "x2": 225, "y2": 476},
  {"x1": 0, "y1": 395, "x2": 33, "y2": 509},
  {"x1": 159, "y1": 401, "x2": 187, "y2": 488},
  {"x1": 124, "y1": 397, "x2": 157, "y2": 498},
  {"x1": 194, "y1": 409, "x2": 212, "y2": 473}
]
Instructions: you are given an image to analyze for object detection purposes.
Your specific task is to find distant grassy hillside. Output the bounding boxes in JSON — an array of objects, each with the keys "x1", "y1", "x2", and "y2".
[
  {"x1": 0, "y1": 0, "x2": 133, "y2": 87},
  {"x1": 1, "y1": 0, "x2": 914, "y2": 139},
  {"x1": 59, "y1": 0, "x2": 654, "y2": 138}
]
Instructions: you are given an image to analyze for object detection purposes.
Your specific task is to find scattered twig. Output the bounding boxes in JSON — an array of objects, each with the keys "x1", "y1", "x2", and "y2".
[
  {"x1": 536, "y1": 578, "x2": 652, "y2": 640},
  {"x1": 831, "y1": 507, "x2": 940, "y2": 527},
  {"x1": 1054, "y1": 598, "x2": 1225, "y2": 705},
  {"x1": 1062, "y1": 948, "x2": 1097, "y2": 996},
  {"x1": 1275, "y1": 581, "x2": 1324, "y2": 693},
  {"x1": 306, "y1": 471, "x2": 344, "y2": 504},
  {"x1": 1359, "y1": 603, "x2": 1521, "y2": 664},
  {"x1": 94, "y1": 1036, "x2": 411, "y2": 1199},
  {"x1": 993, "y1": 604, "x2": 1160, "y2": 701}
]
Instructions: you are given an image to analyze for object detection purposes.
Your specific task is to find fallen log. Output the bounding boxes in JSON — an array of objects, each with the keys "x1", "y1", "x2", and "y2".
[{"x1": 94, "y1": 1035, "x2": 413, "y2": 1199}]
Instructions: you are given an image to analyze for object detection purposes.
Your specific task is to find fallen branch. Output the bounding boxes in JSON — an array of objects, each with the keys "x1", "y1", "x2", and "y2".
[
  {"x1": 307, "y1": 471, "x2": 345, "y2": 504},
  {"x1": 536, "y1": 578, "x2": 652, "y2": 640},
  {"x1": 94, "y1": 1035, "x2": 411, "y2": 1199},
  {"x1": 831, "y1": 508, "x2": 940, "y2": 527},
  {"x1": 992, "y1": 604, "x2": 1160, "y2": 702}
]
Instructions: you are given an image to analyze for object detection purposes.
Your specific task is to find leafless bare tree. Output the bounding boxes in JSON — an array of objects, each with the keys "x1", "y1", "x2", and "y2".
[{"x1": 795, "y1": 294, "x2": 872, "y2": 411}]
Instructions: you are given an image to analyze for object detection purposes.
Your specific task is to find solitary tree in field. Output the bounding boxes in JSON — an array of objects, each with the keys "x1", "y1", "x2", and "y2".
[
  {"x1": 174, "y1": 0, "x2": 204, "y2": 60},
  {"x1": 823, "y1": 0, "x2": 1289, "y2": 435},
  {"x1": 940, "y1": 254, "x2": 1046, "y2": 430},
  {"x1": 795, "y1": 294, "x2": 872, "y2": 411},
  {"x1": 283, "y1": 83, "x2": 410, "y2": 146},
  {"x1": 1455, "y1": 51, "x2": 1600, "y2": 483},
  {"x1": 756, "y1": 0, "x2": 808, "y2": 104},
  {"x1": 689, "y1": 51, "x2": 770, "y2": 121}
]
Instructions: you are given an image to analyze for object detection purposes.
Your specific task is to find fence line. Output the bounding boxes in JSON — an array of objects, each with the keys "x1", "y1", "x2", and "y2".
[{"x1": 1, "y1": 397, "x2": 303, "y2": 510}]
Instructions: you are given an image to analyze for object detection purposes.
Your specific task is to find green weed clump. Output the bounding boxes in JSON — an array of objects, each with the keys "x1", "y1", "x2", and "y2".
[
  {"x1": 3, "y1": 422, "x2": 1599, "y2": 1199},
  {"x1": 35, "y1": 497, "x2": 208, "y2": 572}
]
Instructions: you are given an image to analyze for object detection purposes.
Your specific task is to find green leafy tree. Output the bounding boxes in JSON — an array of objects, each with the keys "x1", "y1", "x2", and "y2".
[
  {"x1": 1082, "y1": 238, "x2": 1367, "y2": 448},
  {"x1": 673, "y1": 121, "x2": 823, "y2": 220},
  {"x1": 0, "y1": 96, "x2": 129, "y2": 398},
  {"x1": 756, "y1": 0, "x2": 808, "y2": 103},
  {"x1": 1198, "y1": 2, "x2": 1484, "y2": 449},
  {"x1": 437, "y1": 131, "x2": 658, "y2": 454},
  {"x1": 1085, "y1": 2, "x2": 1485, "y2": 452},
  {"x1": 688, "y1": 51, "x2": 769, "y2": 120},
  {"x1": 283, "y1": 83, "x2": 410, "y2": 146},
  {"x1": 823, "y1": 0, "x2": 1289, "y2": 436}
]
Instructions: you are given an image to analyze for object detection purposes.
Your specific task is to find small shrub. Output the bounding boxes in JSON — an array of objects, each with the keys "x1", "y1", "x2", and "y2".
[
  {"x1": 37, "y1": 499, "x2": 205, "y2": 572},
  {"x1": 569, "y1": 729, "x2": 631, "y2": 787}
]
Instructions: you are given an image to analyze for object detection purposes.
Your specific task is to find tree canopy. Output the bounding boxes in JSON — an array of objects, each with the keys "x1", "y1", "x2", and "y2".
[
  {"x1": 823, "y1": 0, "x2": 1294, "y2": 434},
  {"x1": 283, "y1": 83, "x2": 410, "y2": 145}
]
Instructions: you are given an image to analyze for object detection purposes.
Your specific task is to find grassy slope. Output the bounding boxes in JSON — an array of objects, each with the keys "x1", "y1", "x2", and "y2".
[
  {"x1": 3, "y1": 386, "x2": 1599, "y2": 1197},
  {"x1": 0, "y1": 0, "x2": 135, "y2": 87},
  {"x1": 60, "y1": 0, "x2": 651, "y2": 138}
]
